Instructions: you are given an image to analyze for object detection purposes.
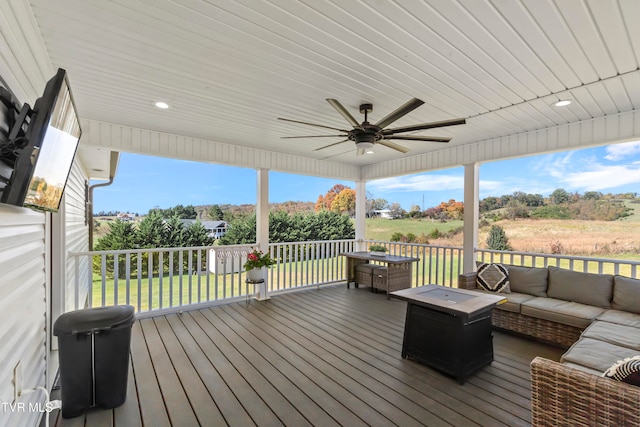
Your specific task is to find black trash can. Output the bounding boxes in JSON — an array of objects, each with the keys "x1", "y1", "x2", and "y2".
[{"x1": 53, "y1": 305, "x2": 135, "y2": 418}]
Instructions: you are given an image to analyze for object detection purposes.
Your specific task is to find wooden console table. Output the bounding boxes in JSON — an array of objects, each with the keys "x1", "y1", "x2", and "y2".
[
  {"x1": 391, "y1": 284, "x2": 506, "y2": 384},
  {"x1": 342, "y1": 251, "x2": 419, "y2": 297}
]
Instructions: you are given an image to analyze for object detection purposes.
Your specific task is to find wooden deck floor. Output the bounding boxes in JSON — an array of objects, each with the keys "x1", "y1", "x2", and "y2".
[{"x1": 49, "y1": 284, "x2": 563, "y2": 427}]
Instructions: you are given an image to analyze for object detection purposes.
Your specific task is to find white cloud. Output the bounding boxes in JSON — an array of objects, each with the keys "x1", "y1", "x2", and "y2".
[
  {"x1": 560, "y1": 164, "x2": 640, "y2": 190},
  {"x1": 479, "y1": 179, "x2": 555, "y2": 198},
  {"x1": 604, "y1": 141, "x2": 640, "y2": 161},
  {"x1": 369, "y1": 174, "x2": 464, "y2": 192}
]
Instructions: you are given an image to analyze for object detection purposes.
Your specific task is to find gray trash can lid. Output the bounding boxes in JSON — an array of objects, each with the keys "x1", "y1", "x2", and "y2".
[{"x1": 53, "y1": 305, "x2": 135, "y2": 335}]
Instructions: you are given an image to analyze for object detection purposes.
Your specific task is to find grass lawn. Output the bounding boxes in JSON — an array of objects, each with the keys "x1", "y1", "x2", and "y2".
[
  {"x1": 365, "y1": 218, "x2": 463, "y2": 241},
  {"x1": 91, "y1": 271, "x2": 250, "y2": 311}
]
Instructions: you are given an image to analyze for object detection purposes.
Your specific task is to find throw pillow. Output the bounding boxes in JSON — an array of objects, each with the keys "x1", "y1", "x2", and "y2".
[
  {"x1": 603, "y1": 356, "x2": 640, "y2": 386},
  {"x1": 476, "y1": 263, "x2": 510, "y2": 293}
]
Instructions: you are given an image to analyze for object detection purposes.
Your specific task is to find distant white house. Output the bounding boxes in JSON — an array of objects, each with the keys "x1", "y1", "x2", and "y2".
[
  {"x1": 180, "y1": 219, "x2": 229, "y2": 239},
  {"x1": 372, "y1": 209, "x2": 393, "y2": 219},
  {"x1": 117, "y1": 212, "x2": 135, "y2": 221}
]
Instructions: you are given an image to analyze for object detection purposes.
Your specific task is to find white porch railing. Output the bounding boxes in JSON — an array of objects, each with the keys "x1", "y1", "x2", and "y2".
[
  {"x1": 477, "y1": 249, "x2": 640, "y2": 278},
  {"x1": 69, "y1": 240, "x2": 359, "y2": 316},
  {"x1": 69, "y1": 240, "x2": 640, "y2": 317}
]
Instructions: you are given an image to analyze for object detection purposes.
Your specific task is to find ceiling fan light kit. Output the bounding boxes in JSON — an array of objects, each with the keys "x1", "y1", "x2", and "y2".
[{"x1": 279, "y1": 98, "x2": 466, "y2": 155}]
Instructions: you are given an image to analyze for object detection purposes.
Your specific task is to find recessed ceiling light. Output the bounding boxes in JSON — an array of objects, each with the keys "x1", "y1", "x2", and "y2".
[
  {"x1": 366, "y1": 150, "x2": 374, "y2": 154},
  {"x1": 154, "y1": 101, "x2": 170, "y2": 109},
  {"x1": 554, "y1": 99, "x2": 572, "y2": 107}
]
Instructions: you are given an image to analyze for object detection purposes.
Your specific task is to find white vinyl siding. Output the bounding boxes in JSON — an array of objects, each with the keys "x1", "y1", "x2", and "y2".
[
  {"x1": 0, "y1": 205, "x2": 47, "y2": 427},
  {"x1": 63, "y1": 161, "x2": 90, "y2": 311}
]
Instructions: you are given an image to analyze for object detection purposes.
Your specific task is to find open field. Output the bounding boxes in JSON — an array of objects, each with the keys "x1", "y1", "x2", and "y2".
[
  {"x1": 366, "y1": 217, "x2": 640, "y2": 259},
  {"x1": 480, "y1": 219, "x2": 640, "y2": 256}
]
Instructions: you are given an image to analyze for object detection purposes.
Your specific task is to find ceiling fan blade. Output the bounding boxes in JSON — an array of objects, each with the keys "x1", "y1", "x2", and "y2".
[
  {"x1": 383, "y1": 118, "x2": 466, "y2": 135},
  {"x1": 320, "y1": 147, "x2": 357, "y2": 160},
  {"x1": 277, "y1": 117, "x2": 350, "y2": 133},
  {"x1": 385, "y1": 135, "x2": 451, "y2": 143},
  {"x1": 281, "y1": 135, "x2": 346, "y2": 139},
  {"x1": 377, "y1": 140, "x2": 410, "y2": 153},
  {"x1": 375, "y1": 98, "x2": 424, "y2": 129},
  {"x1": 326, "y1": 99, "x2": 362, "y2": 128},
  {"x1": 314, "y1": 139, "x2": 349, "y2": 151}
]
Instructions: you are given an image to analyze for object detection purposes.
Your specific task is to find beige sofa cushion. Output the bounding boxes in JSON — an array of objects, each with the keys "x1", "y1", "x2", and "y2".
[
  {"x1": 547, "y1": 266, "x2": 613, "y2": 308},
  {"x1": 563, "y1": 362, "x2": 604, "y2": 376},
  {"x1": 582, "y1": 320, "x2": 640, "y2": 351},
  {"x1": 561, "y1": 337, "x2": 639, "y2": 373},
  {"x1": 521, "y1": 297, "x2": 605, "y2": 328},
  {"x1": 597, "y1": 310, "x2": 640, "y2": 328},
  {"x1": 612, "y1": 275, "x2": 640, "y2": 314},
  {"x1": 505, "y1": 265, "x2": 548, "y2": 297}
]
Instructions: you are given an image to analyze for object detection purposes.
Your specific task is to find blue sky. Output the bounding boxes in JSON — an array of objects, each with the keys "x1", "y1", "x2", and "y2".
[{"x1": 93, "y1": 141, "x2": 640, "y2": 215}]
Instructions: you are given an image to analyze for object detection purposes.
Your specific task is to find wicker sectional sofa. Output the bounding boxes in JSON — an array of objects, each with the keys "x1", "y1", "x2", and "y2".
[{"x1": 459, "y1": 265, "x2": 640, "y2": 426}]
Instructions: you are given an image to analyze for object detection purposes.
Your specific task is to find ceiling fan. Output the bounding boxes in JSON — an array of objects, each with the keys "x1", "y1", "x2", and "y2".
[{"x1": 278, "y1": 98, "x2": 466, "y2": 155}]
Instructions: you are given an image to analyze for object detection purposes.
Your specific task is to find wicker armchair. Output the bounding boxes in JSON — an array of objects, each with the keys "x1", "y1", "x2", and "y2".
[{"x1": 531, "y1": 357, "x2": 640, "y2": 426}]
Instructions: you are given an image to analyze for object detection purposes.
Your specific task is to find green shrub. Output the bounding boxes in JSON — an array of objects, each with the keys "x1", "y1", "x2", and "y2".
[
  {"x1": 390, "y1": 232, "x2": 404, "y2": 242},
  {"x1": 486, "y1": 225, "x2": 512, "y2": 251},
  {"x1": 428, "y1": 228, "x2": 441, "y2": 239}
]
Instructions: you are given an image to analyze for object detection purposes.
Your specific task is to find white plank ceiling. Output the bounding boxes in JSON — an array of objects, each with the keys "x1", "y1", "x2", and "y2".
[{"x1": 26, "y1": 0, "x2": 640, "y2": 177}]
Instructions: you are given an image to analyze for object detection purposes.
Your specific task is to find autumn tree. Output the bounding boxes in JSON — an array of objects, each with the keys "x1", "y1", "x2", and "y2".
[
  {"x1": 437, "y1": 199, "x2": 464, "y2": 220},
  {"x1": 315, "y1": 184, "x2": 350, "y2": 211},
  {"x1": 331, "y1": 188, "x2": 356, "y2": 215}
]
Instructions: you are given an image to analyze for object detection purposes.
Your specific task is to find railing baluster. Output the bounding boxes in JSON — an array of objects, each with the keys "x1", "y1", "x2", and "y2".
[
  {"x1": 169, "y1": 250, "x2": 174, "y2": 307},
  {"x1": 188, "y1": 249, "x2": 193, "y2": 304},
  {"x1": 87, "y1": 255, "x2": 92, "y2": 308},
  {"x1": 178, "y1": 250, "x2": 183, "y2": 306},
  {"x1": 204, "y1": 249, "x2": 209, "y2": 301},
  {"x1": 113, "y1": 255, "x2": 119, "y2": 306},
  {"x1": 137, "y1": 254, "x2": 142, "y2": 312},
  {"x1": 125, "y1": 253, "x2": 131, "y2": 306},
  {"x1": 148, "y1": 252, "x2": 153, "y2": 311},
  {"x1": 159, "y1": 251, "x2": 164, "y2": 310}
]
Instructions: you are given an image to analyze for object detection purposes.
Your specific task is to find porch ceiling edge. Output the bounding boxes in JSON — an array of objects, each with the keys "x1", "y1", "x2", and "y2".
[
  {"x1": 78, "y1": 119, "x2": 362, "y2": 181},
  {"x1": 360, "y1": 109, "x2": 640, "y2": 180}
]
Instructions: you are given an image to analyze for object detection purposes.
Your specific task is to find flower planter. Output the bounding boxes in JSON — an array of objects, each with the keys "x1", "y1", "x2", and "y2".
[
  {"x1": 246, "y1": 267, "x2": 265, "y2": 282},
  {"x1": 370, "y1": 251, "x2": 387, "y2": 257}
]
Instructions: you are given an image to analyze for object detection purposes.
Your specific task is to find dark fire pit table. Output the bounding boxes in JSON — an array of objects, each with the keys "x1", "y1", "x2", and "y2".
[{"x1": 391, "y1": 284, "x2": 506, "y2": 384}]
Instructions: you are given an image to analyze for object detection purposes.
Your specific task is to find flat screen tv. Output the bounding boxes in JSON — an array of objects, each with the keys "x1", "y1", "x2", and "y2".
[{"x1": 0, "y1": 68, "x2": 81, "y2": 212}]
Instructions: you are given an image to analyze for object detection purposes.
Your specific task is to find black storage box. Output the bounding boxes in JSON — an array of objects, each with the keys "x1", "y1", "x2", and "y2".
[{"x1": 53, "y1": 305, "x2": 135, "y2": 418}]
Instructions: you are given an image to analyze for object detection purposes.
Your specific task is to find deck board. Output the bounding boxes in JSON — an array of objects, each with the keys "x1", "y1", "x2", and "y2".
[{"x1": 50, "y1": 284, "x2": 563, "y2": 427}]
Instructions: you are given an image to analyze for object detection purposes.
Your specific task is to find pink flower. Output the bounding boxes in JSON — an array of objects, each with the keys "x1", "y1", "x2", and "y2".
[{"x1": 248, "y1": 253, "x2": 258, "y2": 261}]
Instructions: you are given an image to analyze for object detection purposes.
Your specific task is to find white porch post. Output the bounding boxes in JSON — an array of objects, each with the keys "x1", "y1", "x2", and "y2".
[
  {"x1": 256, "y1": 168, "x2": 270, "y2": 300},
  {"x1": 463, "y1": 163, "x2": 480, "y2": 273},
  {"x1": 355, "y1": 180, "x2": 367, "y2": 251}
]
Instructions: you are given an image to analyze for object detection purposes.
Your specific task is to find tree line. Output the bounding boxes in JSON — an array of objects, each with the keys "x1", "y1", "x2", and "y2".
[
  {"x1": 93, "y1": 211, "x2": 215, "y2": 277},
  {"x1": 220, "y1": 210, "x2": 354, "y2": 245},
  {"x1": 480, "y1": 189, "x2": 633, "y2": 221}
]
